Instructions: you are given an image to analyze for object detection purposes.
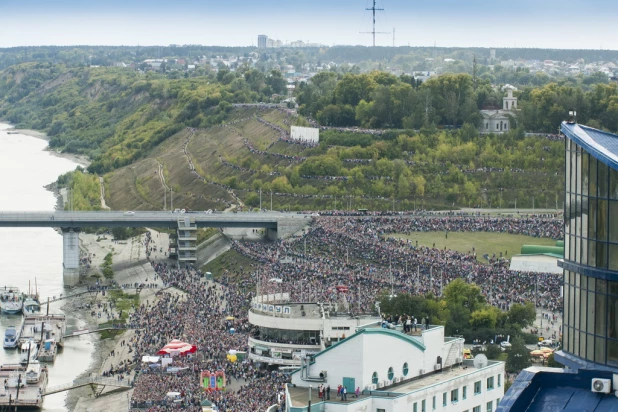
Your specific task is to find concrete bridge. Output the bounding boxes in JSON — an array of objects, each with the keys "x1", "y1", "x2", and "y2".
[{"x1": 0, "y1": 211, "x2": 309, "y2": 286}]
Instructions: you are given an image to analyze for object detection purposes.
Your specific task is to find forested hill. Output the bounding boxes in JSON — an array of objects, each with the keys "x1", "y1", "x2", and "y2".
[
  {"x1": 0, "y1": 63, "x2": 287, "y2": 173},
  {"x1": 0, "y1": 63, "x2": 569, "y2": 211}
]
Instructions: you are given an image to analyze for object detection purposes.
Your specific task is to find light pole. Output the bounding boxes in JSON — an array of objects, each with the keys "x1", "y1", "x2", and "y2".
[
  {"x1": 259, "y1": 189, "x2": 262, "y2": 211},
  {"x1": 270, "y1": 190, "x2": 273, "y2": 211},
  {"x1": 308, "y1": 385, "x2": 312, "y2": 411}
]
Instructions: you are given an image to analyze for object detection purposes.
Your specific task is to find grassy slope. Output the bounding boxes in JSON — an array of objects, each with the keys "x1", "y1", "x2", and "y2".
[
  {"x1": 201, "y1": 249, "x2": 258, "y2": 281},
  {"x1": 389, "y1": 232, "x2": 557, "y2": 261}
]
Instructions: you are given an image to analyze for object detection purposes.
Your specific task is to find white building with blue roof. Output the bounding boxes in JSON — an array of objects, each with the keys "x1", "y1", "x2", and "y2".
[{"x1": 286, "y1": 324, "x2": 504, "y2": 412}]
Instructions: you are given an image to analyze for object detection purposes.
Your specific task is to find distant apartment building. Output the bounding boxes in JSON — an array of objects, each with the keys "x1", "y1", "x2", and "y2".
[{"x1": 258, "y1": 35, "x2": 268, "y2": 49}]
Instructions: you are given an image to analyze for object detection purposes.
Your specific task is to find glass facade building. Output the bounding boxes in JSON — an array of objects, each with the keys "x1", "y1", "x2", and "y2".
[{"x1": 561, "y1": 122, "x2": 618, "y2": 368}]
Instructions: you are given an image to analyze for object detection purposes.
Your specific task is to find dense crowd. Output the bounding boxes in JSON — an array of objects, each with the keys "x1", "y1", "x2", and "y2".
[
  {"x1": 127, "y1": 261, "x2": 288, "y2": 411},
  {"x1": 125, "y1": 215, "x2": 564, "y2": 411}
]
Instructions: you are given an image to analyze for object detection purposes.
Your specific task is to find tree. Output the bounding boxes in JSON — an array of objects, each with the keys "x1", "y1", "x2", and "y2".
[
  {"x1": 397, "y1": 175, "x2": 410, "y2": 199},
  {"x1": 443, "y1": 278, "x2": 485, "y2": 313},
  {"x1": 507, "y1": 302, "x2": 536, "y2": 330},
  {"x1": 485, "y1": 344, "x2": 502, "y2": 360},
  {"x1": 506, "y1": 336, "x2": 531, "y2": 373},
  {"x1": 470, "y1": 307, "x2": 499, "y2": 329},
  {"x1": 266, "y1": 70, "x2": 286, "y2": 95}
]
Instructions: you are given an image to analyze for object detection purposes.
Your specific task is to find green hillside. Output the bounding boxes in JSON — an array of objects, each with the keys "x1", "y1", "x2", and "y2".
[
  {"x1": 0, "y1": 64, "x2": 569, "y2": 211},
  {"x1": 101, "y1": 106, "x2": 565, "y2": 212}
]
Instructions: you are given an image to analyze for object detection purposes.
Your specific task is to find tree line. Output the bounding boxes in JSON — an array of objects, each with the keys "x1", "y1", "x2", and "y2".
[{"x1": 296, "y1": 71, "x2": 618, "y2": 133}]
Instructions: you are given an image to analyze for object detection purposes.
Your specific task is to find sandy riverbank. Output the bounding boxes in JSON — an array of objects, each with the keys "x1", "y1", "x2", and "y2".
[{"x1": 7, "y1": 126, "x2": 91, "y2": 167}]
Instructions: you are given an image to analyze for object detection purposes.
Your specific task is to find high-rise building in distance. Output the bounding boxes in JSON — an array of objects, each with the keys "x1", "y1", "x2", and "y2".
[{"x1": 258, "y1": 35, "x2": 268, "y2": 49}]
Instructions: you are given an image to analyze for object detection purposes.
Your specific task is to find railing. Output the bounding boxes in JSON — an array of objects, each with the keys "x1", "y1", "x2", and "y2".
[{"x1": 44, "y1": 376, "x2": 132, "y2": 396}]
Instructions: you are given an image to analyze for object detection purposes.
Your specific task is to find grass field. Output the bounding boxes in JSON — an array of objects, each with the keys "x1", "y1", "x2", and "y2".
[
  {"x1": 389, "y1": 232, "x2": 558, "y2": 260},
  {"x1": 201, "y1": 249, "x2": 258, "y2": 281}
]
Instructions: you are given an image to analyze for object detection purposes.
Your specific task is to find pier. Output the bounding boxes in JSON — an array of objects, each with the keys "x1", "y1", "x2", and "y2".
[
  {"x1": 0, "y1": 363, "x2": 47, "y2": 409},
  {"x1": 19, "y1": 315, "x2": 66, "y2": 355}
]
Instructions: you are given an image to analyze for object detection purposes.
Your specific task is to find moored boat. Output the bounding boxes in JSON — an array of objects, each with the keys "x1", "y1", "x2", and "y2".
[
  {"x1": 20, "y1": 339, "x2": 38, "y2": 364},
  {"x1": 0, "y1": 287, "x2": 23, "y2": 315},
  {"x1": 3, "y1": 326, "x2": 20, "y2": 349},
  {"x1": 23, "y1": 297, "x2": 41, "y2": 315}
]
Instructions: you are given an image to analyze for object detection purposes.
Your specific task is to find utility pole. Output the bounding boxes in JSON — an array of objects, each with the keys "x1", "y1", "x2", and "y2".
[
  {"x1": 390, "y1": 255, "x2": 393, "y2": 297},
  {"x1": 164, "y1": 189, "x2": 166, "y2": 211},
  {"x1": 259, "y1": 189, "x2": 262, "y2": 211},
  {"x1": 360, "y1": 0, "x2": 388, "y2": 47},
  {"x1": 270, "y1": 190, "x2": 273, "y2": 211}
]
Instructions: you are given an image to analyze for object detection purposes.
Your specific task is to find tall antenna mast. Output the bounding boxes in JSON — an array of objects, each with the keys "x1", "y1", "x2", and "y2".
[{"x1": 360, "y1": 0, "x2": 388, "y2": 47}]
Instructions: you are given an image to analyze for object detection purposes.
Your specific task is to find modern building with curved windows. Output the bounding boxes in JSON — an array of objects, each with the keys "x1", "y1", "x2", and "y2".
[
  {"x1": 499, "y1": 121, "x2": 618, "y2": 411},
  {"x1": 247, "y1": 293, "x2": 381, "y2": 367}
]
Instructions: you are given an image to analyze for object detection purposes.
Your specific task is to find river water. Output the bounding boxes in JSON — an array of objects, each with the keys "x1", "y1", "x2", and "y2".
[{"x1": 0, "y1": 123, "x2": 95, "y2": 411}]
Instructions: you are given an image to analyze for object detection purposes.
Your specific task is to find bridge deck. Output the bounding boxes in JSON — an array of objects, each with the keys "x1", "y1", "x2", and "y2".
[{"x1": 0, "y1": 211, "x2": 308, "y2": 228}]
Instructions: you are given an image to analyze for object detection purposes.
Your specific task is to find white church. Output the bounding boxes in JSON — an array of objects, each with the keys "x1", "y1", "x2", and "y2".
[{"x1": 480, "y1": 88, "x2": 518, "y2": 134}]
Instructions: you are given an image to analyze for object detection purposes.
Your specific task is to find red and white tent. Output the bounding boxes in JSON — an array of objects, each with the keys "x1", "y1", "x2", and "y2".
[{"x1": 157, "y1": 339, "x2": 197, "y2": 357}]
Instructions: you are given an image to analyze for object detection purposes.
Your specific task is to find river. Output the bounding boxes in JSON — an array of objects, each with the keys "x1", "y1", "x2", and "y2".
[{"x1": 0, "y1": 123, "x2": 96, "y2": 411}]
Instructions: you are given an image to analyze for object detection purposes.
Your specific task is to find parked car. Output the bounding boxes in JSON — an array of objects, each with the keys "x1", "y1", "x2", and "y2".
[
  {"x1": 538, "y1": 339, "x2": 554, "y2": 348},
  {"x1": 500, "y1": 341, "x2": 512, "y2": 350}
]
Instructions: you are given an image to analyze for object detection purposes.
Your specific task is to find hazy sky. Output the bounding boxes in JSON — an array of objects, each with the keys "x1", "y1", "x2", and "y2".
[{"x1": 0, "y1": 0, "x2": 616, "y2": 49}]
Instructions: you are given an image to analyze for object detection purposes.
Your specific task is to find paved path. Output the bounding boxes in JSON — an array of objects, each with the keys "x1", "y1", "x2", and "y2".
[{"x1": 99, "y1": 176, "x2": 111, "y2": 210}]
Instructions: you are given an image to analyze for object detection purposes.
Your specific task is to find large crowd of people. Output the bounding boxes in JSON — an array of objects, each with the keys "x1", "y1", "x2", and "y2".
[{"x1": 123, "y1": 214, "x2": 564, "y2": 411}]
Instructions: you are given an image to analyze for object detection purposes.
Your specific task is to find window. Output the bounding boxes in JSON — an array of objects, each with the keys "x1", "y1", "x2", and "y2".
[
  {"x1": 497, "y1": 398, "x2": 501, "y2": 406},
  {"x1": 413, "y1": 403, "x2": 417, "y2": 412},
  {"x1": 463, "y1": 385, "x2": 467, "y2": 399},
  {"x1": 497, "y1": 374, "x2": 501, "y2": 387},
  {"x1": 443, "y1": 392, "x2": 447, "y2": 406},
  {"x1": 403, "y1": 362, "x2": 409, "y2": 376},
  {"x1": 487, "y1": 376, "x2": 494, "y2": 390},
  {"x1": 422, "y1": 399, "x2": 426, "y2": 412},
  {"x1": 487, "y1": 400, "x2": 493, "y2": 412},
  {"x1": 377, "y1": 409, "x2": 386, "y2": 412},
  {"x1": 474, "y1": 380, "x2": 482, "y2": 394},
  {"x1": 372, "y1": 372, "x2": 378, "y2": 384},
  {"x1": 451, "y1": 388, "x2": 459, "y2": 403},
  {"x1": 387, "y1": 367, "x2": 394, "y2": 381},
  {"x1": 433, "y1": 395, "x2": 436, "y2": 410},
  {"x1": 473, "y1": 407, "x2": 481, "y2": 412}
]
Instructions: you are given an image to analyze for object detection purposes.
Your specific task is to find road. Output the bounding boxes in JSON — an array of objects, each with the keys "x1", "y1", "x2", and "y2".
[{"x1": 0, "y1": 211, "x2": 310, "y2": 228}]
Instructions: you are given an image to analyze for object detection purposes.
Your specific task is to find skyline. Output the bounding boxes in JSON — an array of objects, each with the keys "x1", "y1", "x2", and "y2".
[{"x1": 1, "y1": 0, "x2": 617, "y2": 50}]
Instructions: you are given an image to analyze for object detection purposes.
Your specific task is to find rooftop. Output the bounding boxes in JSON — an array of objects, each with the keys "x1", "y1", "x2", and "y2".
[
  {"x1": 287, "y1": 362, "x2": 502, "y2": 407},
  {"x1": 561, "y1": 121, "x2": 618, "y2": 170},
  {"x1": 498, "y1": 366, "x2": 618, "y2": 411},
  {"x1": 386, "y1": 361, "x2": 501, "y2": 395}
]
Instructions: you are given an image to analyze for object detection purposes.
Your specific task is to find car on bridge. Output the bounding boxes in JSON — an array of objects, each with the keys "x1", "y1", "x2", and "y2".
[{"x1": 124, "y1": 211, "x2": 135, "y2": 215}]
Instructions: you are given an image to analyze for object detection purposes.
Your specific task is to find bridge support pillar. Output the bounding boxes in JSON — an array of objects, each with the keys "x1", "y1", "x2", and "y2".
[
  {"x1": 266, "y1": 228, "x2": 278, "y2": 241},
  {"x1": 62, "y1": 228, "x2": 80, "y2": 286}
]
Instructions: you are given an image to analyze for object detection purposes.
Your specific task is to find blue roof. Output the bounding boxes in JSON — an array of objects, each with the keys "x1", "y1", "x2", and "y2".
[
  {"x1": 497, "y1": 367, "x2": 618, "y2": 411},
  {"x1": 561, "y1": 122, "x2": 618, "y2": 170}
]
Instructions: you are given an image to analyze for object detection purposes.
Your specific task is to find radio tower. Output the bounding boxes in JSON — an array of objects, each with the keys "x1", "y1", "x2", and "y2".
[{"x1": 360, "y1": 0, "x2": 388, "y2": 47}]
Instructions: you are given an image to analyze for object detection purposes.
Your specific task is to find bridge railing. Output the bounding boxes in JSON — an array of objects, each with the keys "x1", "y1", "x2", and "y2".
[{"x1": 44, "y1": 376, "x2": 132, "y2": 395}]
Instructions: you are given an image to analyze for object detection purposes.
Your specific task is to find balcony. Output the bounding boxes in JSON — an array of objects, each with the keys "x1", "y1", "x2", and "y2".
[
  {"x1": 248, "y1": 352, "x2": 301, "y2": 366},
  {"x1": 249, "y1": 337, "x2": 321, "y2": 351}
]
